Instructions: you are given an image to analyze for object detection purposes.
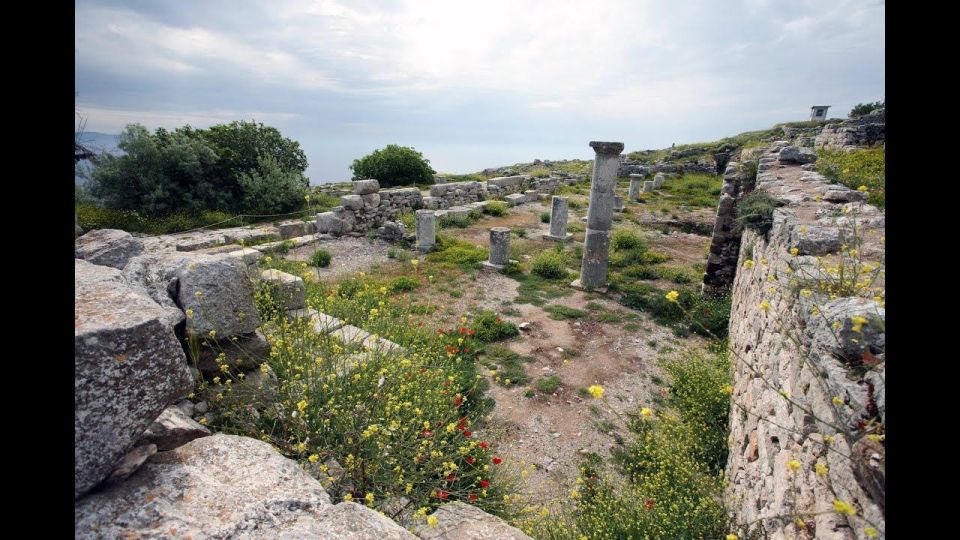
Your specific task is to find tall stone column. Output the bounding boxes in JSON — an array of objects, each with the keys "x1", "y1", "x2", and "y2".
[
  {"x1": 573, "y1": 141, "x2": 623, "y2": 290},
  {"x1": 544, "y1": 196, "x2": 573, "y2": 241},
  {"x1": 415, "y1": 210, "x2": 436, "y2": 252},
  {"x1": 482, "y1": 227, "x2": 510, "y2": 270},
  {"x1": 629, "y1": 174, "x2": 642, "y2": 201}
]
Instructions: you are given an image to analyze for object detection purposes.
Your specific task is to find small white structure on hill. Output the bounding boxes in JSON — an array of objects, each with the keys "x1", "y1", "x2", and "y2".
[{"x1": 810, "y1": 105, "x2": 830, "y2": 121}]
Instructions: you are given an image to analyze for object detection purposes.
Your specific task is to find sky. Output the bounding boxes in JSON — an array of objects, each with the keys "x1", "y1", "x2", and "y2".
[{"x1": 75, "y1": 0, "x2": 885, "y2": 184}]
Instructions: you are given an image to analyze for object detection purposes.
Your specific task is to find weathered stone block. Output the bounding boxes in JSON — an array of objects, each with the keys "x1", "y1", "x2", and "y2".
[
  {"x1": 76, "y1": 229, "x2": 145, "y2": 269},
  {"x1": 261, "y1": 269, "x2": 307, "y2": 311},
  {"x1": 353, "y1": 178, "x2": 380, "y2": 195},
  {"x1": 75, "y1": 259, "x2": 193, "y2": 498},
  {"x1": 177, "y1": 255, "x2": 261, "y2": 337}
]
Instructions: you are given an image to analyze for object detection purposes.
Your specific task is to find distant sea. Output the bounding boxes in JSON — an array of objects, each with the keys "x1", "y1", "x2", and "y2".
[{"x1": 75, "y1": 132, "x2": 121, "y2": 184}]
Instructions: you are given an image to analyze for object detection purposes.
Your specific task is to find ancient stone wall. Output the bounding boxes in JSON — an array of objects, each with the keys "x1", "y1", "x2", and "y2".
[
  {"x1": 724, "y1": 146, "x2": 885, "y2": 539},
  {"x1": 427, "y1": 181, "x2": 486, "y2": 209},
  {"x1": 814, "y1": 109, "x2": 885, "y2": 151}
]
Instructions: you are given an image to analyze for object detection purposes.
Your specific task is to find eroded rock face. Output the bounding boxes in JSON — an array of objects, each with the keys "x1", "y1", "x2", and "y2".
[
  {"x1": 177, "y1": 255, "x2": 261, "y2": 337},
  {"x1": 75, "y1": 260, "x2": 193, "y2": 498},
  {"x1": 75, "y1": 229, "x2": 145, "y2": 269},
  {"x1": 417, "y1": 502, "x2": 532, "y2": 540},
  {"x1": 75, "y1": 434, "x2": 416, "y2": 540}
]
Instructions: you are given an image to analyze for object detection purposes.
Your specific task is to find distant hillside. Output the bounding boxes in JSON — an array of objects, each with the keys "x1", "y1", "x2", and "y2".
[{"x1": 75, "y1": 132, "x2": 121, "y2": 184}]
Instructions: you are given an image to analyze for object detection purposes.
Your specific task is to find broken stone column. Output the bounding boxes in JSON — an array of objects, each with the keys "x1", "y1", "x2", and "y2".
[
  {"x1": 415, "y1": 210, "x2": 436, "y2": 252},
  {"x1": 574, "y1": 141, "x2": 623, "y2": 290},
  {"x1": 654, "y1": 172, "x2": 666, "y2": 188},
  {"x1": 629, "y1": 174, "x2": 642, "y2": 201},
  {"x1": 643, "y1": 180, "x2": 654, "y2": 193},
  {"x1": 544, "y1": 196, "x2": 573, "y2": 242},
  {"x1": 482, "y1": 227, "x2": 510, "y2": 270},
  {"x1": 614, "y1": 196, "x2": 624, "y2": 212}
]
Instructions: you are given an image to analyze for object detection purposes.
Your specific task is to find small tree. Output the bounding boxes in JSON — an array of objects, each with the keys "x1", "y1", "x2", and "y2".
[
  {"x1": 350, "y1": 144, "x2": 436, "y2": 188},
  {"x1": 849, "y1": 101, "x2": 884, "y2": 119}
]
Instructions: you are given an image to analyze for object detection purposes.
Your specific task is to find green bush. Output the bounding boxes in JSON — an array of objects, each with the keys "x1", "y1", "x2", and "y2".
[
  {"x1": 734, "y1": 191, "x2": 785, "y2": 235},
  {"x1": 310, "y1": 249, "x2": 332, "y2": 268},
  {"x1": 531, "y1": 250, "x2": 568, "y2": 279},
  {"x1": 484, "y1": 201, "x2": 509, "y2": 216},
  {"x1": 389, "y1": 275, "x2": 420, "y2": 293},
  {"x1": 540, "y1": 212, "x2": 551, "y2": 223},
  {"x1": 470, "y1": 310, "x2": 519, "y2": 342},
  {"x1": 611, "y1": 229, "x2": 645, "y2": 251},
  {"x1": 87, "y1": 122, "x2": 308, "y2": 217},
  {"x1": 849, "y1": 100, "x2": 884, "y2": 118},
  {"x1": 350, "y1": 144, "x2": 436, "y2": 188}
]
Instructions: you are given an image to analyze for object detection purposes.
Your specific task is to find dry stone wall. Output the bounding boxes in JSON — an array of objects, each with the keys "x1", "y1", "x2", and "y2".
[
  {"x1": 724, "y1": 146, "x2": 885, "y2": 539},
  {"x1": 815, "y1": 109, "x2": 885, "y2": 151}
]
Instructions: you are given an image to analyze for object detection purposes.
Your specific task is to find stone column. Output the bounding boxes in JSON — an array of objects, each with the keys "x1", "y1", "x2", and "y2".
[
  {"x1": 643, "y1": 180, "x2": 654, "y2": 193},
  {"x1": 574, "y1": 141, "x2": 623, "y2": 290},
  {"x1": 415, "y1": 210, "x2": 436, "y2": 252},
  {"x1": 482, "y1": 227, "x2": 510, "y2": 270},
  {"x1": 614, "y1": 196, "x2": 624, "y2": 212},
  {"x1": 544, "y1": 196, "x2": 572, "y2": 241},
  {"x1": 629, "y1": 174, "x2": 642, "y2": 201},
  {"x1": 654, "y1": 172, "x2": 666, "y2": 188}
]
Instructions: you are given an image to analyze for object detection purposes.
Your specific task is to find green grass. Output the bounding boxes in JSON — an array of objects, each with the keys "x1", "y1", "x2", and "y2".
[
  {"x1": 512, "y1": 273, "x2": 573, "y2": 307},
  {"x1": 426, "y1": 234, "x2": 488, "y2": 269},
  {"x1": 544, "y1": 305, "x2": 587, "y2": 320},
  {"x1": 530, "y1": 249, "x2": 569, "y2": 279},
  {"x1": 482, "y1": 344, "x2": 533, "y2": 387},
  {"x1": 816, "y1": 147, "x2": 885, "y2": 207},
  {"x1": 535, "y1": 375, "x2": 562, "y2": 394},
  {"x1": 76, "y1": 204, "x2": 238, "y2": 235}
]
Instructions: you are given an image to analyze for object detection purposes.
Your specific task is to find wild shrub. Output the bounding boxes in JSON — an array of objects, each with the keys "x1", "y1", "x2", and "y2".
[
  {"x1": 531, "y1": 250, "x2": 568, "y2": 279},
  {"x1": 735, "y1": 191, "x2": 785, "y2": 236},
  {"x1": 483, "y1": 201, "x2": 509, "y2": 216},
  {"x1": 310, "y1": 249, "x2": 332, "y2": 268}
]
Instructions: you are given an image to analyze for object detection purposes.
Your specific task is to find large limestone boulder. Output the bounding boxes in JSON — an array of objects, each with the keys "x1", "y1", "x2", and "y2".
[
  {"x1": 75, "y1": 260, "x2": 193, "y2": 498},
  {"x1": 417, "y1": 502, "x2": 532, "y2": 540},
  {"x1": 75, "y1": 229, "x2": 145, "y2": 269},
  {"x1": 75, "y1": 434, "x2": 417, "y2": 539},
  {"x1": 177, "y1": 255, "x2": 261, "y2": 337}
]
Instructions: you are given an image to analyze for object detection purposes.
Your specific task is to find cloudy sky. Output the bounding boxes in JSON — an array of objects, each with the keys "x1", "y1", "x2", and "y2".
[{"x1": 75, "y1": 0, "x2": 884, "y2": 183}]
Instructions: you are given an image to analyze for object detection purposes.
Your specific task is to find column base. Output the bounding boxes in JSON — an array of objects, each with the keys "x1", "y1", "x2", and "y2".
[
  {"x1": 570, "y1": 278, "x2": 608, "y2": 293},
  {"x1": 481, "y1": 261, "x2": 506, "y2": 271},
  {"x1": 542, "y1": 233, "x2": 573, "y2": 242}
]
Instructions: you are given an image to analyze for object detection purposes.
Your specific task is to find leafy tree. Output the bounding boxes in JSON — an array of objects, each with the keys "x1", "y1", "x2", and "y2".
[
  {"x1": 237, "y1": 154, "x2": 309, "y2": 215},
  {"x1": 849, "y1": 101, "x2": 884, "y2": 119},
  {"x1": 89, "y1": 124, "x2": 223, "y2": 216},
  {"x1": 350, "y1": 144, "x2": 436, "y2": 188},
  {"x1": 86, "y1": 121, "x2": 309, "y2": 217}
]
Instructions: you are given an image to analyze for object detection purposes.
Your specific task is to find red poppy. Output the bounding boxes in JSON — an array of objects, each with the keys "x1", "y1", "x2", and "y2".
[
  {"x1": 446, "y1": 473, "x2": 456, "y2": 482},
  {"x1": 416, "y1": 455, "x2": 425, "y2": 463},
  {"x1": 645, "y1": 499, "x2": 655, "y2": 510},
  {"x1": 463, "y1": 430, "x2": 472, "y2": 437},
  {"x1": 466, "y1": 457, "x2": 475, "y2": 465},
  {"x1": 480, "y1": 479, "x2": 490, "y2": 488},
  {"x1": 436, "y1": 490, "x2": 450, "y2": 500},
  {"x1": 420, "y1": 429, "x2": 433, "y2": 438},
  {"x1": 458, "y1": 327, "x2": 467, "y2": 335},
  {"x1": 468, "y1": 493, "x2": 478, "y2": 502},
  {"x1": 492, "y1": 457, "x2": 502, "y2": 465},
  {"x1": 453, "y1": 396, "x2": 463, "y2": 407},
  {"x1": 467, "y1": 329, "x2": 476, "y2": 336},
  {"x1": 479, "y1": 441, "x2": 489, "y2": 449},
  {"x1": 464, "y1": 347, "x2": 470, "y2": 353},
  {"x1": 458, "y1": 416, "x2": 469, "y2": 427}
]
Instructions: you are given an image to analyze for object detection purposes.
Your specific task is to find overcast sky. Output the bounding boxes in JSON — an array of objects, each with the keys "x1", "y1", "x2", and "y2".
[{"x1": 75, "y1": 0, "x2": 884, "y2": 183}]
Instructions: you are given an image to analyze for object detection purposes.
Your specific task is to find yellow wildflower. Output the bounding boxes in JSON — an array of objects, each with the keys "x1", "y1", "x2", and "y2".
[
  {"x1": 208, "y1": 330, "x2": 217, "y2": 338},
  {"x1": 726, "y1": 535, "x2": 738, "y2": 540},
  {"x1": 865, "y1": 527, "x2": 878, "y2": 538},
  {"x1": 427, "y1": 515, "x2": 438, "y2": 528},
  {"x1": 787, "y1": 459, "x2": 801, "y2": 472},
  {"x1": 858, "y1": 185, "x2": 869, "y2": 192},
  {"x1": 641, "y1": 407, "x2": 653, "y2": 418},
  {"x1": 833, "y1": 499, "x2": 856, "y2": 516},
  {"x1": 815, "y1": 462, "x2": 828, "y2": 476},
  {"x1": 665, "y1": 290, "x2": 680, "y2": 302},
  {"x1": 721, "y1": 385, "x2": 733, "y2": 395},
  {"x1": 850, "y1": 316, "x2": 868, "y2": 333},
  {"x1": 343, "y1": 493, "x2": 353, "y2": 502},
  {"x1": 759, "y1": 300, "x2": 770, "y2": 312},
  {"x1": 832, "y1": 396, "x2": 844, "y2": 406},
  {"x1": 297, "y1": 399, "x2": 308, "y2": 412},
  {"x1": 365, "y1": 493, "x2": 374, "y2": 505},
  {"x1": 744, "y1": 259, "x2": 755, "y2": 269},
  {"x1": 587, "y1": 385, "x2": 604, "y2": 399},
  {"x1": 185, "y1": 309, "x2": 194, "y2": 319},
  {"x1": 789, "y1": 247, "x2": 799, "y2": 256}
]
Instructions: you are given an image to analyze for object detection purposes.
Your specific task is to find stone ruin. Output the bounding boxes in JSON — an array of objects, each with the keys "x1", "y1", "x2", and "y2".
[
  {"x1": 74, "y1": 227, "x2": 532, "y2": 538},
  {"x1": 702, "y1": 138, "x2": 885, "y2": 537}
]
